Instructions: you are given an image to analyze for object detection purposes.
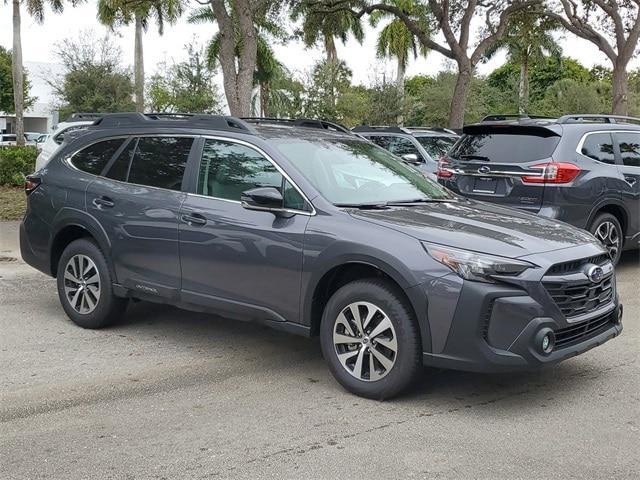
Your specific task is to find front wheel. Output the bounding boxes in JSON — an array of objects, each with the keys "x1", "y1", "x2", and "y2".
[
  {"x1": 590, "y1": 213, "x2": 623, "y2": 265},
  {"x1": 320, "y1": 279, "x2": 422, "y2": 400}
]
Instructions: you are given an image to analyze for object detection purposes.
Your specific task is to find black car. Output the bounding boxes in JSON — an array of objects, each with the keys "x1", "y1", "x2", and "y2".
[
  {"x1": 353, "y1": 125, "x2": 459, "y2": 175},
  {"x1": 20, "y1": 113, "x2": 623, "y2": 399},
  {"x1": 438, "y1": 114, "x2": 640, "y2": 264}
]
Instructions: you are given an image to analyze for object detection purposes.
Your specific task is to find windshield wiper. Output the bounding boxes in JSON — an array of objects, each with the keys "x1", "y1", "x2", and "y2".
[
  {"x1": 460, "y1": 154, "x2": 491, "y2": 161},
  {"x1": 334, "y1": 203, "x2": 390, "y2": 210},
  {"x1": 385, "y1": 198, "x2": 453, "y2": 206}
]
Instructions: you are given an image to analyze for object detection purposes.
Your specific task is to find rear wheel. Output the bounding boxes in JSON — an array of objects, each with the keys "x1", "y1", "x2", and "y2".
[
  {"x1": 590, "y1": 213, "x2": 623, "y2": 265},
  {"x1": 56, "y1": 238, "x2": 128, "y2": 328},
  {"x1": 320, "y1": 279, "x2": 422, "y2": 400}
]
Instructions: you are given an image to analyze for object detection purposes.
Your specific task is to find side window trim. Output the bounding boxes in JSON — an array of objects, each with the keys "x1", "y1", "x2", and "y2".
[
  {"x1": 191, "y1": 135, "x2": 316, "y2": 216},
  {"x1": 576, "y1": 130, "x2": 622, "y2": 166}
]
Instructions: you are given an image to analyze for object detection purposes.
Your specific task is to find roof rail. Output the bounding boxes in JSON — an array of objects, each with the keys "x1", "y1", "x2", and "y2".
[
  {"x1": 556, "y1": 114, "x2": 640, "y2": 125},
  {"x1": 92, "y1": 112, "x2": 255, "y2": 133},
  {"x1": 351, "y1": 125, "x2": 410, "y2": 134},
  {"x1": 241, "y1": 117, "x2": 352, "y2": 134},
  {"x1": 403, "y1": 126, "x2": 458, "y2": 135}
]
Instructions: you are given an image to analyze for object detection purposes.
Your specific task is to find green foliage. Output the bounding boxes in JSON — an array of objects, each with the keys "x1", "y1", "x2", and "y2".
[
  {"x1": 303, "y1": 59, "x2": 353, "y2": 121},
  {"x1": 147, "y1": 42, "x2": 222, "y2": 113},
  {"x1": 97, "y1": 0, "x2": 183, "y2": 33},
  {"x1": 0, "y1": 146, "x2": 37, "y2": 186},
  {"x1": 0, "y1": 46, "x2": 36, "y2": 113},
  {"x1": 536, "y1": 79, "x2": 608, "y2": 117},
  {"x1": 49, "y1": 33, "x2": 135, "y2": 118}
]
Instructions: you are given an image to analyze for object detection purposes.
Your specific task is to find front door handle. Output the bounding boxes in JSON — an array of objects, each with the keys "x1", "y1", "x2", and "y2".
[
  {"x1": 624, "y1": 176, "x2": 637, "y2": 187},
  {"x1": 92, "y1": 196, "x2": 115, "y2": 209},
  {"x1": 181, "y1": 212, "x2": 207, "y2": 226}
]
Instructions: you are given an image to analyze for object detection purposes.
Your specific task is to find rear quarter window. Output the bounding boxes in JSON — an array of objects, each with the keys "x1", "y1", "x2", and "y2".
[
  {"x1": 70, "y1": 138, "x2": 125, "y2": 175},
  {"x1": 450, "y1": 132, "x2": 560, "y2": 163}
]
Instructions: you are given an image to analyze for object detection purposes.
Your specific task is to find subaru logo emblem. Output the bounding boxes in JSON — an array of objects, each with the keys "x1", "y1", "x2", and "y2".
[
  {"x1": 478, "y1": 166, "x2": 491, "y2": 174},
  {"x1": 586, "y1": 265, "x2": 604, "y2": 284}
]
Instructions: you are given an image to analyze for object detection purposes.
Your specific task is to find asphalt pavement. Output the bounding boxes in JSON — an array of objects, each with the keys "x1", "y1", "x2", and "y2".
[{"x1": 1, "y1": 220, "x2": 639, "y2": 479}]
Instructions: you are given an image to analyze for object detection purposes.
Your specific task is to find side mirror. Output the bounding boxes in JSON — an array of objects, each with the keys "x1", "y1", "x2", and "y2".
[
  {"x1": 241, "y1": 187, "x2": 284, "y2": 213},
  {"x1": 401, "y1": 153, "x2": 421, "y2": 164}
]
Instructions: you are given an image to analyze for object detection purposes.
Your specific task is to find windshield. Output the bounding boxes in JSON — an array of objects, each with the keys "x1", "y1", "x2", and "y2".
[
  {"x1": 271, "y1": 137, "x2": 453, "y2": 205},
  {"x1": 416, "y1": 136, "x2": 458, "y2": 158}
]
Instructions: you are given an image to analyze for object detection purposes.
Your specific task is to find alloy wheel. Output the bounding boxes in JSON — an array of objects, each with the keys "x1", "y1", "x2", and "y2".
[
  {"x1": 594, "y1": 221, "x2": 620, "y2": 261},
  {"x1": 63, "y1": 254, "x2": 101, "y2": 314},
  {"x1": 333, "y1": 301, "x2": 398, "y2": 382}
]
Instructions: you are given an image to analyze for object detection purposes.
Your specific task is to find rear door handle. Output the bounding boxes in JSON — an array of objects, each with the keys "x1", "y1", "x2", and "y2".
[
  {"x1": 181, "y1": 212, "x2": 207, "y2": 226},
  {"x1": 92, "y1": 196, "x2": 115, "y2": 209}
]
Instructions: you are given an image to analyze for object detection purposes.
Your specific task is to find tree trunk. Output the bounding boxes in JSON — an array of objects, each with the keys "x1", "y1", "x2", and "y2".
[
  {"x1": 324, "y1": 35, "x2": 338, "y2": 63},
  {"x1": 396, "y1": 58, "x2": 405, "y2": 126},
  {"x1": 611, "y1": 60, "x2": 629, "y2": 115},
  {"x1": 11, "y1": 0, "x2": 24, "y2": 146},
  {"x1": 211, "y1": 0, "x2": 257, "y2": 117},
  {"x1": 518, "y1": 54, "x2": 529, "y2": 115},
  {"x1": 449, "y1": 65, "x2": 472, "y2": 129},
  {"x1": 134, "y1": 14, "x2": 145, "y2": 113}
]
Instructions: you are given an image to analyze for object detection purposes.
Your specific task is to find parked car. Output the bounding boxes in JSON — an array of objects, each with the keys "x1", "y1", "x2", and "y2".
[
  {"x1": 21, "y1": 113, "x2": 623, "y2": 399},
  {"x1": 438, "y1": 114, "x2": 640, "y2": 265},
  {"x1": 35, "y1": 113, "x2": 103, "y2": 171},
  {"x1": 353, "y1": 125, "x2": 459, "y2": 175},
  {"x1": 0, "y1": 134, "x2": 18, "y2": 146},
  {"x1": 34, "y1": 133, "x2": 50, "y2": 151}
]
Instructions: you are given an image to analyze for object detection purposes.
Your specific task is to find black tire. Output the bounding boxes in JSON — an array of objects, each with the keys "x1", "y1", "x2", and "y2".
[
  {"x1": 589, "y1": 213, "x2": 623, "y2": 265},
  {"x1": 56, "y1": 238, "x2": 128, "y2": 329},
  {"x1": 320, "y1": 278, "x2": 422, "y2": 400}
]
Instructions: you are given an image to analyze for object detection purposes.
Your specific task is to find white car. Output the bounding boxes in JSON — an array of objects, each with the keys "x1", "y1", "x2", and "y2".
[
  {"x1": 35, "y1": 121, "x2": 94, "y2": 171},
  {"x1": 0, "y1": 133, "x2": 18, "y2": 146}
]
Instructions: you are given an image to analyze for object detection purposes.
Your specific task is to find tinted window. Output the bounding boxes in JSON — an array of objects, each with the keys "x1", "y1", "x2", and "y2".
[
  {"x1": 450, "y1": 133, "x2": 560, "y2": 163},
  {"x1": 105, "y1": 139, "x2": 136, "y2": 181},
  {"x1": 416, "y1": 136, "x2": 457, "y2": 158},
  {"x1": 70, "y1": 138, "x2": 125, "y2": 175},
  {"x1": 617, "y1": 132, "x2": 640, "y2": 167},
  {"x1": 581, "y1": 133, "x2": 615, "y2": 164},
  {"x1": 197, "y1": 139, "x2": 306, "y2": 210},
  {"x1": 128, "y1": 137, "x2": 193, "y2": 190},
  {"x1": 368, "y1": 135, "x2": 422, "y2": 159}
]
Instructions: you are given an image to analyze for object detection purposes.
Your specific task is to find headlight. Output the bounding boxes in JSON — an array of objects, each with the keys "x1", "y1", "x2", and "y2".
[{"x1": 422, "y1": 242, "x2": 537, "y2": 283}]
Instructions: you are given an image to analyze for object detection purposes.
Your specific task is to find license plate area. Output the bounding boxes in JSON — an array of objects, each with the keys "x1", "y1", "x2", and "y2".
[{"x1": 473, "y1": 177, "x2": 498, "y2": 193}]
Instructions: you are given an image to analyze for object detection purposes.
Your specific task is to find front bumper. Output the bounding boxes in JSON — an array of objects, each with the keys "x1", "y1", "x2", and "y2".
[{"x1": 418, "y1": 269, "x2": 623, "y2": 373}]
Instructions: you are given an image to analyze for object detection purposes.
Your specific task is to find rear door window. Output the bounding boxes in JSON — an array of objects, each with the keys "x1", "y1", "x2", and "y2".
[
  {"x1": 580, "y1": 133, "x2": 615, "y2": 164},
  {"x1": 127, "y1": 137, "x2": 193, "y2": 191},
  {"x1": 450, "y1": 132, "x2": 560, "y2": 163},
  {"x1": 70, "y1": 138, "x2": 125, "y2": 175},
  {"x1": 616, "y1": 132, "x2": 640, "y2": 167}
]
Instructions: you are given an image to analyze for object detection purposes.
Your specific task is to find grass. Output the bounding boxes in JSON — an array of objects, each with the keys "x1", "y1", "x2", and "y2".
[{"x1": 0, "y1": 186, "x2": 26, "y2": 221}]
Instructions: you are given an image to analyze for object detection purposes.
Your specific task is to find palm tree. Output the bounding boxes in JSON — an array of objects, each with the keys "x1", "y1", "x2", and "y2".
[
  {"x1": 189, "y1": 6, "x2": 288, "y2": 116},
  {"x1": 370, "y1": 0, "x2": 429, "y2": 125},
  {"x1": 97, "y1": 0, "x2": 183, "y2": 112},
  {"x1": 486, "y1": 9, "x2": 561, "y2": 114},
  {"x1": 290, "y1": 2, "x2": 364, "y2": 63},
  {"x1": 8, "y1": 0, "x2": 80, "y2": 146}
]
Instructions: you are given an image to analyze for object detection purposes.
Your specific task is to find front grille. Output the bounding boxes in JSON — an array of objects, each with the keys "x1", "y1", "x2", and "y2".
[
  {"x1": 546, "y1": 254, "x2": 609, "y2": 276},
  {"x1": 554, "y1": 310, "x2": 616, "y2": 349},
  {"x1": 544, "y1": 275, "x2": 614, "y2": 318}
]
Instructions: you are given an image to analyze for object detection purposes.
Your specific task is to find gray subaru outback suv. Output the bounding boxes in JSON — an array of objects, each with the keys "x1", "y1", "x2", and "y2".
[{"x1": 20, "y1": 113, "x2": 623, "y2": 399}]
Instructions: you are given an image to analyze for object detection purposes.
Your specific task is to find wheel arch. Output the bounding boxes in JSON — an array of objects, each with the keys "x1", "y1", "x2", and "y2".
[
  {"x1": 304, "y1": 258, "x2": 423, "y2": 345},
  {"x1": 49, "y1": 209, "x2": 112, "y2": 278},
  {"x1": 587, "y1": 201, "x2": 629, "y2": 237}
]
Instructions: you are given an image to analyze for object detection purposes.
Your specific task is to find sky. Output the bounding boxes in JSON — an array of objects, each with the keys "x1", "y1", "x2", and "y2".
[{"x1": 1, "y1": 1, "x2": 638, "y2": 112}]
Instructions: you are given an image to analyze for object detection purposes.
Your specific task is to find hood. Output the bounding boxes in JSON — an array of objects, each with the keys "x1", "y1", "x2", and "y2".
[{"x1": 349, "y1": 200, "x2": 601, "y2": 259}]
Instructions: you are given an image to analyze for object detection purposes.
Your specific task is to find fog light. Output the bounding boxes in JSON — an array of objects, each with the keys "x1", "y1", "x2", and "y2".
[{"x1": 535, "y1": 328, "x2": 555, "y2": 355}]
